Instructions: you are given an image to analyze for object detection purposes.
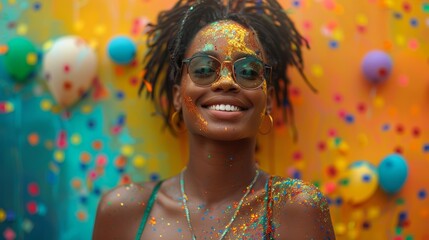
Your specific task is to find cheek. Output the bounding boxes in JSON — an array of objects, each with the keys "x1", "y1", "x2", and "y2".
[{"x1": 180, "y1": 82, "x2": 208, "y2": 132}]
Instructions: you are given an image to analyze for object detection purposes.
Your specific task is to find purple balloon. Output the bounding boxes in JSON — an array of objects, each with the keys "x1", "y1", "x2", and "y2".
[{"x1": 361, "y1": 50, "x2": 393, "y2": 84}]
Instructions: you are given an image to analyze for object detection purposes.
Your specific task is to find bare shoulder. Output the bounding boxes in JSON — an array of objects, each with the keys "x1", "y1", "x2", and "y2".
[
  {"x1": 270, "y1": 176, "x2": 335, "y2": 240},
  {"x1": 92, "y1": 181, "x2": 158, "y2": 240}
]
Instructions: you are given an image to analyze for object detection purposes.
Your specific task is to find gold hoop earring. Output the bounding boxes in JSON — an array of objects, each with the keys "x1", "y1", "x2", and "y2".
[
  {"x1": 259, "y1": 114, "x2": 273, "y2": 135},
  {"x1": 171, "y1": 110, "x2": 185, "y2": 133}
]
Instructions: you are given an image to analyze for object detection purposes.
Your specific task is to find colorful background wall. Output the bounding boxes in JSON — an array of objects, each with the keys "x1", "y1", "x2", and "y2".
[{"x1": 1, "y1": 0, "x2": 428, "y2": 239}]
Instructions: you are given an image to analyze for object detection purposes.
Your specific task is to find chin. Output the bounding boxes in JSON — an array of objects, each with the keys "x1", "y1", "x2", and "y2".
[{"x1": 193, "y1": 125, "x2": 256, "y2": 142}]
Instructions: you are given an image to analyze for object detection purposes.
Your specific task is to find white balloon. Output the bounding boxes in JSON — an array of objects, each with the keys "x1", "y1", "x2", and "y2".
[{"x1": 43, "y1": 36, "x2": 97, "y2": 108}]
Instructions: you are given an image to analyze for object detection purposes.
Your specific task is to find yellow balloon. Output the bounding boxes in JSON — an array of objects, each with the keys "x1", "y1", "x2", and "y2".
[{"x1": 339, "y1": 161, "x2": 378, "y2": 204}]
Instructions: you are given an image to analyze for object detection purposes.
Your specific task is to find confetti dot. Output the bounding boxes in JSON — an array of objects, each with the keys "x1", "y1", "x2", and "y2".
[
  {"x1": 81, "y1": 105, "x2": 92, "y2": 113},
  {"x1": 393, "y1": 12, "x2": 402, "y2": 19},
  {"x1": 92, "y1": 140, "x2": 102, "y2": 150},
  {"x1": 40, "y1": 100, "x2": 52, "y2": 111},
  {"x1": 33, "y1": 2, "x2": 41, "y2": 10},
  {"x1": 408, "y1": 39, "x2": 419, "y2": 50},
  {"x1": 88, "y1": 170, "x2": 97, "y2": 180},
  {"x1": 96, "y1": 154, "x2": 108, "y2": 166},
  {"x1": 329, "y1": 40, "x2": 339, "y2": 49},
  {"x1": 37, "y1": 203, "x2": 46, "y2": 216},
  {"x1": 0, "y1": 101, "x2": 14, "y2": 113},
  {"x1": 311, "y1": 64, "x2": 324, "y2": 77},
  {"x1": 0, "y1": 209, "x2": 6, "y2": 222},
  {"x1": 26, "y1": 201, "x2": 37, "y2": 214},
  {"x1": 116, "y1": 91, "x2": 125, "y2": 100},
  {"x1": 87, "y1": 119, "x2": 96, "y2": 129},
  {"x1": 345, "y1": 114, "x2": 355, "y2": 124},
  {"x1": 410, "y1": 18, "x2": 418, "y2": 27},
  {"x1": 70, "y1": 134, "x2": 81, "y2": 145},
  {"x1": 402, "y1": 2, "x2": 411, "y2": 12},
  {"x1": 0, "y1": 45, "x2": 8, "y2": 54},
  {"x1": 22, "y1": 219, "x2": 33, "y2": 233},
  {"x1": 423, "y1": 144, "x2": 429, "y2": 152},
  {"x1": 71, "y1": 178, "x2": 82, "y2": 189},
  {"x1": 80, "y1": 152, "x2": 91, "y2": 164},
  {"x1": 121, "y1": 145, "x2": 134, "y2": 157},
  {"x1": 42, "y1": 40, "x2": 53, "y2": 51},
  {"x1": 334, "y1": 223, "x2": 346, "y2": 235},
  {"x1": 418, "y1": 189, "x2": 427, "y2": 199},
  {"x1": 395, "y1": 35, "x2": 406, "y2": 47},
  {"x1": 54, "y1": 150, "x2": 65, "y2": 163},
  {"x1": 76, "y1": 210, "x2": 87, "y2": 221},
  {"x1": 3, "y1": 228, "x2": 16, "y2": 240},
  {"x1": 25, "y1": 52, "x2": 38, "y2": 65},
  {"x1": 368, "y1": 206, "x2": 380, "y2": 219},
  {"x1": 150, "y1": 173, "x2": 160, "y2": 182},
  {"x1": 356, "y1": 14, "x2": 368, "y2": 25},
  {"x1": 133, "y1": 154, "x2": 145, "y2": 169},
  {"x1": 373, "y1": 96, "x2": 384, "y2": 108},
  {"x1": 115, "y1": 155, "x2": 127, "y2": 168},
  {"x1": 28, "y1": 133, "x2": 39, "y2": 146},
  {"x1": 27, "y1": 183, "x2": 39, "y2": 196},
  {"x1": 17, "y1": 23, "x2": 28, "y2": 35}
]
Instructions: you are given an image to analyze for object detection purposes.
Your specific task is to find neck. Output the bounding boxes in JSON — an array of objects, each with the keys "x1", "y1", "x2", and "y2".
[{"x1": 184, "y1": 134, "x2": 258, "y2": 205}]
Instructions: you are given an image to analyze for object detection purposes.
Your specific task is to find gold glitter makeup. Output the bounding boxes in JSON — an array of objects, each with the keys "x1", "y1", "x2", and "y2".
[
  {"x1": 183, "y1": 96, "x2": 208, "y2": 132},
  {"x1": 261, "y1": 80, "x2": 267, "y2": 96},
  {"x1": 200, "y1": 21, "x2": 261, "y2": 58}
]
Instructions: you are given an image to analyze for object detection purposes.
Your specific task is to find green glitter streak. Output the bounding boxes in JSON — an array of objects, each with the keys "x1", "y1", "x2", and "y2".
[{"x1": 203, "y1": 43, "x2": 214, "y2": 51}]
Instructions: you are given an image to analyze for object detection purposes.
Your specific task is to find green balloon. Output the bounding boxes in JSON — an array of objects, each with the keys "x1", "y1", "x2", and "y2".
[{"x1": 4, "y1": 37, "x2": 38, "y2": 82}]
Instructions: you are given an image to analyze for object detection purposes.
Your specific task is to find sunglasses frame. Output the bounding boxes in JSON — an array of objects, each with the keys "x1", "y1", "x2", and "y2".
[{"x1": 181, "y1": 54, "x2": 272, "y2": 90}]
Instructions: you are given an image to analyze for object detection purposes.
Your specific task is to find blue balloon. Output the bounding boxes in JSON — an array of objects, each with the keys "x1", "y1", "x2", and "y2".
[
  {"x1": 107, "y1": 36, "x2": 136, "y2": 65},
  {"x1": 378, "y1": 154, "x2": 408, "y2": 194}
]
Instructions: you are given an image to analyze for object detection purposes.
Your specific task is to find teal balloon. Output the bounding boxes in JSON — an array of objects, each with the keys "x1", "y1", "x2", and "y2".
[
  {"x1": 4, "y1": 37, "x2": 38, "y2": 81},
  {"x1": 107, "y1": 36, "x2": 136, "y2": 65},
  {"x1": 378, "y1": 154, "x2": 408, "y2": 194}
]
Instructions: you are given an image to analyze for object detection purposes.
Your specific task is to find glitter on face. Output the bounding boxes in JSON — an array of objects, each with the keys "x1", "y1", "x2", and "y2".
[
  {"x1": 183, "y1": 96, "x2": 208, "y2": 132},
  {"x1": 261, "y1": 81, "x2": 267, "y2": 96},
  {"x1": 202, "y1": 43, "x2": 215, "y2": 51},
  {"x1": 199, "y1": 21, "x2": 262, "y2": 59}
]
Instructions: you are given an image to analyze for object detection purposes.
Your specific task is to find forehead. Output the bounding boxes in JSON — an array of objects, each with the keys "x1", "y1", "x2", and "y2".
[{"x1": 185, "y1": 20, "x2": 262, "y2": 58}]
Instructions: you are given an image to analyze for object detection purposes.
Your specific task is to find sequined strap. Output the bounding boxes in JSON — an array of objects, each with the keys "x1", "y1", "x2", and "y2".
[
  {"x1": 263, "y1": 176, "x2": 274, "y2": 240},
  {"x1": 135, "y1": 180, "x2": 164, "y2": 240}
]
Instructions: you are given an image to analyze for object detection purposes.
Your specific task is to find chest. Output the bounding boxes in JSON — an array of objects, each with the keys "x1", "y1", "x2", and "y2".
[{"x1": 140, "y1": 194, "x2": 270, "y2": 240}]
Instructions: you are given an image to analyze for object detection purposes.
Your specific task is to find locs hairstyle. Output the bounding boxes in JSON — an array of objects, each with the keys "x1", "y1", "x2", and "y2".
[{"x1": 139, "y1": 0, "x2": 313, "y2": 134}]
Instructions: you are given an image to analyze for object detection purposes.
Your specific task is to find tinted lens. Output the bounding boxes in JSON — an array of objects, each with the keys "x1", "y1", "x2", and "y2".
[
  {"x1": 234, "y1": 57, "x2": 265, "y2": 89},
  {"x1": 188, "y1": 56, "x2": 220, "y2": 85}
]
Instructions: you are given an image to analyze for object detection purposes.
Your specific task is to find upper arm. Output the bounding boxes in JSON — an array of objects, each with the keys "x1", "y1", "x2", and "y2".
[
  {"x1": 272, "y1": 179, "x2": 336, "y2": 240},
  {"x1": 92, "y1": 183, "x2": 152, "y2": 240}
]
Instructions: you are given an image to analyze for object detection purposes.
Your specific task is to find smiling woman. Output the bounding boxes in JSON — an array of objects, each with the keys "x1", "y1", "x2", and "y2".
[{"x1": 92, "y1": 1, "x2": 335, "y2": 239}]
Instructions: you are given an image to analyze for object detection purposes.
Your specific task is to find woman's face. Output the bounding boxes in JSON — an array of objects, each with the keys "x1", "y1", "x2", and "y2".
[{"x1": 174, "y1": 20, "x2": 273, "y2": 141}]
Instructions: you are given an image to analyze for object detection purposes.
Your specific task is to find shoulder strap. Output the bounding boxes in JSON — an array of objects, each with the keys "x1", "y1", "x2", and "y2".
[
  {"x1": 135, "y1": 180, "x2": 164, "y2": 240},
  {"x1": 264, "y1": 176, "x2": 274, "y2": 240}
]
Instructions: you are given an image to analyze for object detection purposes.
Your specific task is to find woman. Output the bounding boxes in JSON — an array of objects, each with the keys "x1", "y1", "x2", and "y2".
[{"x1": 93, "y1": 0, "x2": 335, "y2": 239}]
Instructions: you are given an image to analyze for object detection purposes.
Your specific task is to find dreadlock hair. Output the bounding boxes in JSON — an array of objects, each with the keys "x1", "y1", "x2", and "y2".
[{"x1": 139, "y1": 0, "x2": 313, "y2": 137}]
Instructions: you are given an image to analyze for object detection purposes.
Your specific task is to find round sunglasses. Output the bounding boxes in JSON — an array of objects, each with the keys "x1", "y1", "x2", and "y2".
[{"x1": 182, "y1": 54, "x2": 272, "y2": 89}]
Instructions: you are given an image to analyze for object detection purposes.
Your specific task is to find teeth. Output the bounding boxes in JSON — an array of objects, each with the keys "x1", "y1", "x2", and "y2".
[{"x1": 208, "y1": 104, "x2": 241, "y2": 112}]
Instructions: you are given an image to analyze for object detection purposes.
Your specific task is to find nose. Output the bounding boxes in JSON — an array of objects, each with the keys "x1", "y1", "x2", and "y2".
[{"x1": 210, "y1": 65, "x2": 240, "y2": 92}]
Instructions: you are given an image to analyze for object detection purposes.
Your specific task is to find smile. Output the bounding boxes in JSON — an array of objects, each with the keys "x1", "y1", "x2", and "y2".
[{"x1": 207, "y1": 104, "x2": 242, "y2": 112}]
